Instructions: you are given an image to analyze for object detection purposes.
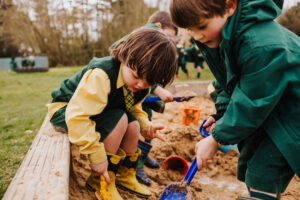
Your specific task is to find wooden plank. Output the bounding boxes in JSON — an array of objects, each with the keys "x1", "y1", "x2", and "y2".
[{"x1": 3, "y1": 114, "x2": 70, "y2": 200}]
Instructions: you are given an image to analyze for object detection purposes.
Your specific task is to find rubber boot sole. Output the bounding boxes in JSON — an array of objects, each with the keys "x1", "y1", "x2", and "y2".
[{"x1": 116, "y1": 184, "x2": 151, "y2": 199}]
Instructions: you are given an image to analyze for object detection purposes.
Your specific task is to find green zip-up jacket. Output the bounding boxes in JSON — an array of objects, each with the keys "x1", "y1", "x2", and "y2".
[{"x1": 196, "y1": 0, "x2": 300, "y2": 176}]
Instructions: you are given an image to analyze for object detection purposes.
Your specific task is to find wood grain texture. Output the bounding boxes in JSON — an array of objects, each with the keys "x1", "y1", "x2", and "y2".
[{"x1": 3, "y1": 114, "x2": 70, "y2": 200}]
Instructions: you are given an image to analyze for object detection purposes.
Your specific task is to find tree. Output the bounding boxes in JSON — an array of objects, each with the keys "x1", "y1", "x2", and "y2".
[
  {"x1": 95, "y1": 0, "x2": 158, "y2": 55},
  {"x1": 0, "y1": 0, "x2": 19, "y2": 57},
  {"x1": 0, "y1": 0, "x2": 160, "y2": 65}
]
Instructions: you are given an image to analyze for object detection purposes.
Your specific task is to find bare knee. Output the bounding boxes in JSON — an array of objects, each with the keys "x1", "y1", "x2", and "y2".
[
  {"x1": 126, "y1": 120, "x2": 140, "y2": 139},
  {"x1": 120, "y1": 120, "x2": 140, "y2": 153},
  {"x1": 103, "y1": 113, "x2": 128, "y2": 153}
]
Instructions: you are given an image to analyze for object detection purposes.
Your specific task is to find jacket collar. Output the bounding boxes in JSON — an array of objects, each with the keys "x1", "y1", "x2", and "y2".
[{"x1": 117, "y1": 63, "x2": 125, "y2": 89}]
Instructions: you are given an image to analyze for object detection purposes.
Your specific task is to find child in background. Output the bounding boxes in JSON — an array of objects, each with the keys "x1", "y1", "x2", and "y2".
[
  {"x1": 147, "y1": 10, "x2": 177, "y2": 38},
  {"x1": 170, "y1": 0, "x2": 300, "y2": 199},
  {"x1": 175, "y1": 36, "x2": 189, "y2": 80},
  {"x1": 48, "y1": 28, "x2": 177, "y2": 199},
  {"x1": 185, "y1": 42, "x2": 204, "y2": 79},
  {"x1": 111, "y1": 11, "x2": 177, "y2": 48},
  {"x1": 21, "y1": 56, "x2": 29, "y2": 67},
  {"x1": 110, "y1": 10, "x2": 178, "y2": 187},
  {"x1": 9, "y1": 57, "x2": 18, "y2": 71},
  {"x1": 28, "y1": 56, "x2": 35, "y2": 67}
]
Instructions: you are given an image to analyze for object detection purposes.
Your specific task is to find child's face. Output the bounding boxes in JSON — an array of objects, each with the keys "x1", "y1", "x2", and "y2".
[
  {"x1": 161, "y1": 27, "x2": 177, "y2": 38},
  {"x1": 122, "y1": 65, "x2": 150, "y2": 92},
  {"x1": 187, "y1": 15, "x2": 228, "y2": 48}
]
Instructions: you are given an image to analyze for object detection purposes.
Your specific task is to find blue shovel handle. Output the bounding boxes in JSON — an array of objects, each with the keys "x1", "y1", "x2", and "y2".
[
  {"x1": 199, "y1": 120, "x2": 210, "y2": 138},
  {"x1": 183, "y1": 158, "x2": 198, "y2": 186},
  {"x1": 144, "y1": 97, "x2": 161, "y2": 102},
  {"x1": 144, "y1": 96, "x2": 195, "y2": 102},
  {"x1": 199, "y1": 120, "x2": 238, "y2": 153}
]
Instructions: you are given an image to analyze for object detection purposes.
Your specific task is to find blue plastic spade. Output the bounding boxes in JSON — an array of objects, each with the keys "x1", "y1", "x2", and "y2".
[
  {"x1": 159, "y1": 158, "x2": 198, "y2": 200},
  {"x1": 144, "y1": 96, "x2": 195, "y2": 103},
  {"x1": 199, "y1": 120, "x2": 238, "y2": 153}
]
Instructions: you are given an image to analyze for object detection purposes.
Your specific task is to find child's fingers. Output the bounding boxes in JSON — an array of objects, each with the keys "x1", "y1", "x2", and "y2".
[
  {"x1": 154, "y1": 126, "x2": 164, "y2": 131},
  {"x1": 209, "y1": 123, "x2": 216, "y2": 134},
  {"x1": 103, "y1": 171, "x2": 111, "y2": 185},
  {"x1": 195, "y1": 143, "x2": 198, "y2": 154},
  {"x1": 196, "y1": 156, "x2": 203, "y2": 170},
  {"x1": 203, "y1": 117, "x2": 215, "y2": 127},
  {"x1": 154, "y1": 133, "x2": 166, "y2": 142}
]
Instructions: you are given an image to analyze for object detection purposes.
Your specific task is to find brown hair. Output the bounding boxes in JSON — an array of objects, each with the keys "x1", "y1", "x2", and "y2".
[
  {"x1": 170, "y1": 0, "x2": 235, "y2": 28},
  {"x1": 148, "y1": 11, "x2": 178, "y2": 33},
  {"x1": 111, "y1": 28, "x2": 177, "y2": 87}
]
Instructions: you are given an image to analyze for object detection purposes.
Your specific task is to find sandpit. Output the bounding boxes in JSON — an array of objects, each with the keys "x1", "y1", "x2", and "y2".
[{"x1": 69, "y1": 91, "x2": 300, "y2": 200}]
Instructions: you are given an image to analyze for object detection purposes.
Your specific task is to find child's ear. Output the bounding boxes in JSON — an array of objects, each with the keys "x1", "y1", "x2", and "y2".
[
  {"x1": 226, "y1": 0, "x2": 237, "y2": 17},
  {"x1": 154, "y1": 22, "x2": 162, "y2": 29}
]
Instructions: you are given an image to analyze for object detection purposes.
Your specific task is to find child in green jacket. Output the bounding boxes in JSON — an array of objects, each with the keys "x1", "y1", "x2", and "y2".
[
  {"x1": 21, "y1": 56, "x2": 29, "y2": 67},
  {"x1": 185, "y1": 42, "x2": 204, "y2": 79},
  {"x1": 9, "y1": 57, "x2": 18, "y2": 71},
  {"x1": 175, "y1": 36, "x2": 189, "y2": 80},
  {"x1": 170, "y1": 0, "x2": 300, "y2": 199},
  {"x1": 48, "y1": 28, "x2": 177, "y2": 200}
]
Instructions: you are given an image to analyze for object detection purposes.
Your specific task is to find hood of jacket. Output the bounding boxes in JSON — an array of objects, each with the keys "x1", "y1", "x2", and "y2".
[{"x1": 223, "y1": 0, "x2": 283, "y2": 43}]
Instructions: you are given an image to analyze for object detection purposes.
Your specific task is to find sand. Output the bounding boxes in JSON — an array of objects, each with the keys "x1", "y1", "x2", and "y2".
[{"x1": 69, "y1": 91, "x2": 300, "y2": 200}]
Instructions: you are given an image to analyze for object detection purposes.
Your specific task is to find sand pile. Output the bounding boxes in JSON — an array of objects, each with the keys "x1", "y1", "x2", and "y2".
[{"x1": 69, "y1": 91, "x2": 300, "y2": 200}]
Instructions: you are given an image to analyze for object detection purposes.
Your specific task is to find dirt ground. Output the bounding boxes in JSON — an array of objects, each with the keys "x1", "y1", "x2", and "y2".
[{"x1": 69, "y1": 91, "x2": 300, "y2": 200}]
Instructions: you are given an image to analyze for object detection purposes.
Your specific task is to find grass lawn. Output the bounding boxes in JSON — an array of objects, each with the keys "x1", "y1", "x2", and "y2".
[{"x1": 0, "y1": 62, "x2": 213, "y2": 198}]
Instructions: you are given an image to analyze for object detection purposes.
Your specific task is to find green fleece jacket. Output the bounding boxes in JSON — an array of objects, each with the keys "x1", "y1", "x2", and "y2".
[{"x1": 195, "y1": 0, "x2": 300, "y2": 176}]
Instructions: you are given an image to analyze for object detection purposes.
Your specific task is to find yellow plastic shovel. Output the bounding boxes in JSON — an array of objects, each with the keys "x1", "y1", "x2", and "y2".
[{"x1": 95, "y1": 176, "x2": 111, "y2": 200}]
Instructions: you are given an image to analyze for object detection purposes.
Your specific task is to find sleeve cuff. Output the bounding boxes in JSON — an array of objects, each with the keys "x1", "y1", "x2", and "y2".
[
  {"x1": 88, "y1": 145, "x2": 107, "y2": 164},
  {"x1": 140, "y1": 120, "x2": 151, "y2": 132},
  {"x1": 211, "y1": 129, "x2": 229, "y2": 145}
]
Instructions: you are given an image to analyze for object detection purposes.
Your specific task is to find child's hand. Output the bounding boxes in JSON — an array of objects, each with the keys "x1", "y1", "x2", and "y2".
[
  {"x1": 153, "y1": 86, "x2": 173, "y2": 102},
  {"x1": 195, "y1": 135, "x2": 218, "y2": 170},
  {"x1": 142, "y1": 125, "x2": 165, "y2": 141},
  {"x1": 90, "y1": 160, "x2": 110, "y2": 185},
  {"x1": 203, "y1": 116, "x2": 216, "y2": 133}
]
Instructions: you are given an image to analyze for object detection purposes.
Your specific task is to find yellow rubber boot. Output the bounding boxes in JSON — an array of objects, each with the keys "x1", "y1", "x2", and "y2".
[
  {"x1": 87, "y1": 148, "x2": 126, "y2": 200},
  {"x1": 116, "y1": 148, "x2": 151, "y2": 198}
]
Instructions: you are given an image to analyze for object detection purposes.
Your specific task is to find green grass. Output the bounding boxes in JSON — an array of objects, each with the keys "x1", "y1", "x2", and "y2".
[
  {"x1": 0, "y1": 63, "x2": 213, "y2": 198},
  {"x1": 175, "y1": 62, "x2": 213, "y2": 82},
  {"x1": 0, "y1": 66, "x2": 82, "y2": 198}
]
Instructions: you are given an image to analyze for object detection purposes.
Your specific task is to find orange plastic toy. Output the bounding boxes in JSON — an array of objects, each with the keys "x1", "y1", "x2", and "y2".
[{"x1": 181, "y1": 105, "x2": 201, "y2": 126}]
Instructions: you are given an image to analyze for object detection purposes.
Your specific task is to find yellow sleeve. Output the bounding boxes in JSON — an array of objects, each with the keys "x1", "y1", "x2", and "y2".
[
  {"x1": 130, "y1": 92, "x2": 151, "y2": 131},
  {"x1": 66, "y1": 68, "x2": 110, "y2": 164}
]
